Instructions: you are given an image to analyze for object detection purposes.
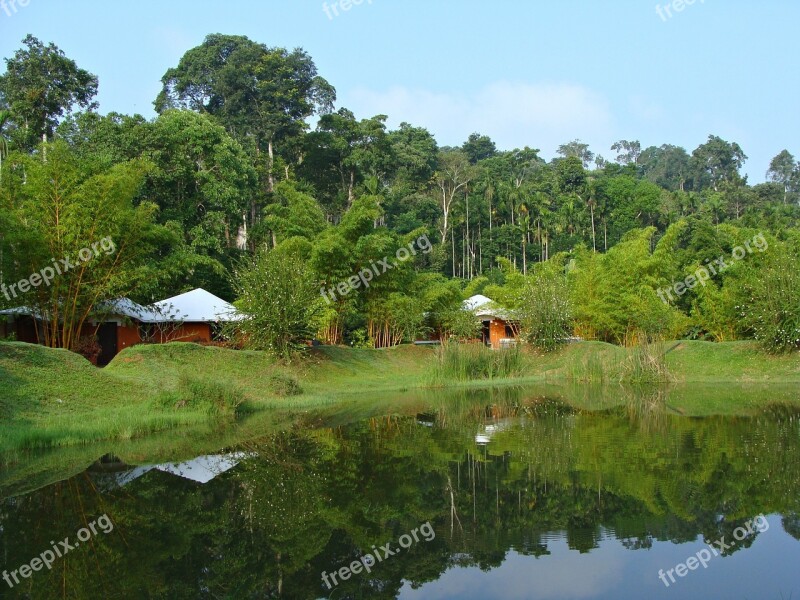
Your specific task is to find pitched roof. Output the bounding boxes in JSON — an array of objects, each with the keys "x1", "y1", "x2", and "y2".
[
  {"x1": 152, "y1": 288, "x2": 242, "y2": 323},
  {"x1": 463, "y1": 294, "x2": 493, "y2": 311},
  {"x1": 463, "y1": 294, "x2": 516, "y2": 321},
  {"x1": 94, "y1": 298, "x2": 161, "y2": 322}
]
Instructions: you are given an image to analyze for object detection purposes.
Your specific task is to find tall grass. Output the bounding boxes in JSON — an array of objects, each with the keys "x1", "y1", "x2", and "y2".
[
  {"x1": 428, "y1": 343, "x2": 526, "y2": 384},
  {"x1": 618, "y1": 338, "x2": 673, "y2": 384},
  {"x1": 568, "y1": 351, "x2": 609, "y2": 383},
  {"x1": 154, "y1": 374, "x2": 245, "y2": 419}
]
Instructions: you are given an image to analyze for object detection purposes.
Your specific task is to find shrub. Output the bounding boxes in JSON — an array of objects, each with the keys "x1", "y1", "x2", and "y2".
[
  {"x1": 74, "y1": 336, "x2": 102, "y2": 365},
  {"x1": 231, "y1": 247, "x2": 323, "y2": 359},
  {"x1": 269, "y1": 373, "x2": 303, "y2": 397},
  {"x1": 519, "y1": 265, "x2": 573, "y2": 352},
  {"x1": 737, "y1": 245, "x2": 800, "y2": 354}
]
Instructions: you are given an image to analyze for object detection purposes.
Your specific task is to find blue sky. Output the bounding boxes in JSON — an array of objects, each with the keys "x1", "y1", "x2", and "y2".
[{"x1": 0, "y1": 0, "x2": 797, "y2": 181}]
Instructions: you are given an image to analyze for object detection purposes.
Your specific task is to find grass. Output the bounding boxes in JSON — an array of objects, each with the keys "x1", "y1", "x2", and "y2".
[
  {"x1": 428, "y1": 343, "x2": 527, "y2": 384},
  {"x1": 0, "y1": 341, "x2": 436, "y2": 452},
  {"x1": 1, "y1": 338, "x2": 800, "y2": 452}
]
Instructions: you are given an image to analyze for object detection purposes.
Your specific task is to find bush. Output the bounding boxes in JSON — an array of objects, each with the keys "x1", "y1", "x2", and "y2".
[
  {"x1": 519, "y1": 265, "x2": 573, "y2": 352},
  {"x1": 737, "y1": 245, "x2": 800, "y2": 354},
  {"x1": 269, "y1": 373, "x2": 303, "y2": 397},
  {"x1": 231, "y1": 247, "x2": 323, "y2": 359},
  {"x1": 74, "y1": 336, "x2": 102, "y2": 365}
]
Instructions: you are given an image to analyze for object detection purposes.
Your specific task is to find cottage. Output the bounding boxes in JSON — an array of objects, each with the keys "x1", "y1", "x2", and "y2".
[
  {"x1": 0, "y1": 288, "x2": 242, "y2": 365},
  {"x1": 463, "y1": 294, "x2": 519, "y2": 350}
]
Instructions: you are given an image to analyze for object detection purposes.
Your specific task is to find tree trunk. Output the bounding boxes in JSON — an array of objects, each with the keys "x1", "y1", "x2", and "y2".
[{"x1": 267, "y1": 139, "x2": 275, "y2": 193}]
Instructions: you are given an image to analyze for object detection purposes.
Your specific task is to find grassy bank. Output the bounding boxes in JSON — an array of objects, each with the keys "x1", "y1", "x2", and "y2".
[
  {"x1": 0, "y1": 341, "x2": 434, "y2": 451},
  {"x1": 1, "y1": 339, "x2": 799, "y2": 452}
]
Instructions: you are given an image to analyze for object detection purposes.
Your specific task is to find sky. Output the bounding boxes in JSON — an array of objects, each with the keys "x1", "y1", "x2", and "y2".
[{"x1": 0, "y1": 0, "x2": 797, "y2": 182}]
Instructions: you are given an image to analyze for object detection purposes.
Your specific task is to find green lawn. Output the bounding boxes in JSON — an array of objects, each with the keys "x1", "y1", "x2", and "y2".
[{"x1": 1, "y1": 339, "x2": 799, "y2": 452}]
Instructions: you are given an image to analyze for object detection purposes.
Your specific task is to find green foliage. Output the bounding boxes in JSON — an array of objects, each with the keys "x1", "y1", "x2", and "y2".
[
  {"x1": 0, "y1": 35, "x2": 98, "y2": 148},
  {"x1": 518, "y1": 260, "x2": 573, "y2": 352},
  {"x1": 0, "y1": 141, "x2": 159, "y2": 348},
  {"x1": 429, "y1": 342, "x2": 525, "y2": 383},
  {"x1": 4, "y1": 34, "x2": 800, "y2": 358},
  {"x1": 268, "y1": 373, "x2": 303, "y2": 397},
  {"x1": 155, "y1": 373, "x2": 245, "y2": 419},
  {"x1": 232, "y1": 246, "x2": 323, "y2": 359},
  {"x1": 737, "y1": 242, "x2": 800, "y2": 353},
  {"x1": 260, "y1": 181, "x2": 327, "y2": 244},
  {"x1": 569, "y1": 233, "x2": 689, "y2": 344}
]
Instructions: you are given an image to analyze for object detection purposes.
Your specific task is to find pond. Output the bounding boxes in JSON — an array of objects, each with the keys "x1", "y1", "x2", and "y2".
[{"x1": 1, "y1": 387, "x2": 799, "y2": 599}]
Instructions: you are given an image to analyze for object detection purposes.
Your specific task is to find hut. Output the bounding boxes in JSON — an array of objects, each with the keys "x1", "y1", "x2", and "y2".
[
  {"x1": 0, "y1": 288, "x2": 241, "y2": 364},
  {"x1": 150, "y1": 288, "x2": 242, "y2": 344},
  {"x1": 464, "y1": 294, "x2": 519, "y2": 350}
]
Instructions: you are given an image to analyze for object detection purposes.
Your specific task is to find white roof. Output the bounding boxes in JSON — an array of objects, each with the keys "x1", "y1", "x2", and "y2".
[
  {"x1": 94, "y1": 298, "x2": 161, "y2": 322},
  {"x1": 114, "y1": 453, "x2": 248, "y2": 486},
  {"x1": 463, "y1": 294, "x2": 493, "y2": 311},
  {"x1": 463, "y1": 294, "x2": 515, "y2": 321},
  {"x1": 0, "y1": 306, "x2": 40, "y2": 318},
  {"x1": 152, "y1": 288, "x2": 242, "y2": 323}
]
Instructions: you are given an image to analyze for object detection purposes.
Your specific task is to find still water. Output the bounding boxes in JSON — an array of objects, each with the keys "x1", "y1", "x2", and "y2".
[{"x1": 1, "y1": 388, "x2": 799, "y2": 599}]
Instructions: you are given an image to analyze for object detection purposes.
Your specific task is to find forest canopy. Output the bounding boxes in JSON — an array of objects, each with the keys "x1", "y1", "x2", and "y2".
[{"x1": 1, "y1": 34, "x2": 799, "y2": 354}]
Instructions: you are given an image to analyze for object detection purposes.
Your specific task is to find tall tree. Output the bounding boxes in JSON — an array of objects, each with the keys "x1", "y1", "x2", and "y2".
[
  {"x1": 690, "y1": 135, "x2": 747, "y2": 192},
  {"x1": 0, "y1": 35, "x2": 98, "y2": 149},
  {"x1": 462, "y1": 132, "x2": 497, "y2": 164},
  {"x1": 639, "y1": 144, "x2": 691, "y2": 192},
  {"x1": 434, "y1": 151, "x2": 474, "y2": 246},
  {"x1": 556, "y1": 139, "x2": 594, "y2": 168},
  {"x1": 155, "y1": 34, "x2": 335, "y2": 230},
  {"x1": 766, "y1": 150, "x2": 798, "y2": 204},
  {"x1": 611, "y1": 140, "x2": 642, "y2": 165}
]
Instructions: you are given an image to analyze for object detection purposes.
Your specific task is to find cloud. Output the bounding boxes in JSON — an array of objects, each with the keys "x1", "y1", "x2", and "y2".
[{"x1": 342, "y1": 81, "x2": 615, "y2": 158}]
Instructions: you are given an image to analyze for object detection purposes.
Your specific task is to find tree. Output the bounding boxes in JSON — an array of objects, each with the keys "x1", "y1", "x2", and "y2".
[
  {"x1": 556, "y1": 139, "x2": 594, "y2": 168},
  {"x1": 0, "y1": 35, "x2": 98, "y2": 149},
  {"x1": 260, "y1": 181, "x2": 328, "y2": 246},
  {"x1": 462, "y1": 133, "x2": 497, "y2": 164},
  {"x1": 640, "y1": 144, "x2": 691, "y2": 192},
  {"x1": 232, "y1": 245, "x2": 323, "y2": 358},
  {"x1": 611, "y1": 140, "x2": 642, "y2": 165},
  {"x1": 0, "y1": 141, "x2": 158, "y2": 349},
  {"x1": 690, "y1": 135, "x2": 747, "y2": 192},
  {"x1": 519, "y1": 260, "x2": 573, "y2": 352},
  {"x1": 737, "y1": 239, "x2": 800, "y2": 353},
  {"x1": 155, "y1": 34, "x2": 335, "y2": 229},
  {"x1": 142, "y1": 110, "x2": 257, "y2": 247},
  {"x1": 389, "y1": 122, "x2": 439, "y2": 187},
  {"x1": 434, "y1": 150, "x2": 474, "y2": 245},
  {"x1": 766, "y1": 150, "x2": 798, "y2": 204},
  {"x1": 304, "y1": 109, "x2": 392, "y2": 209}
]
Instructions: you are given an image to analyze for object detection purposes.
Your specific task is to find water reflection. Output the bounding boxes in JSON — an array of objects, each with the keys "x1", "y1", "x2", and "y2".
[{"x1": 1, "y1": 389, "x2": 799, "y2": 599}]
